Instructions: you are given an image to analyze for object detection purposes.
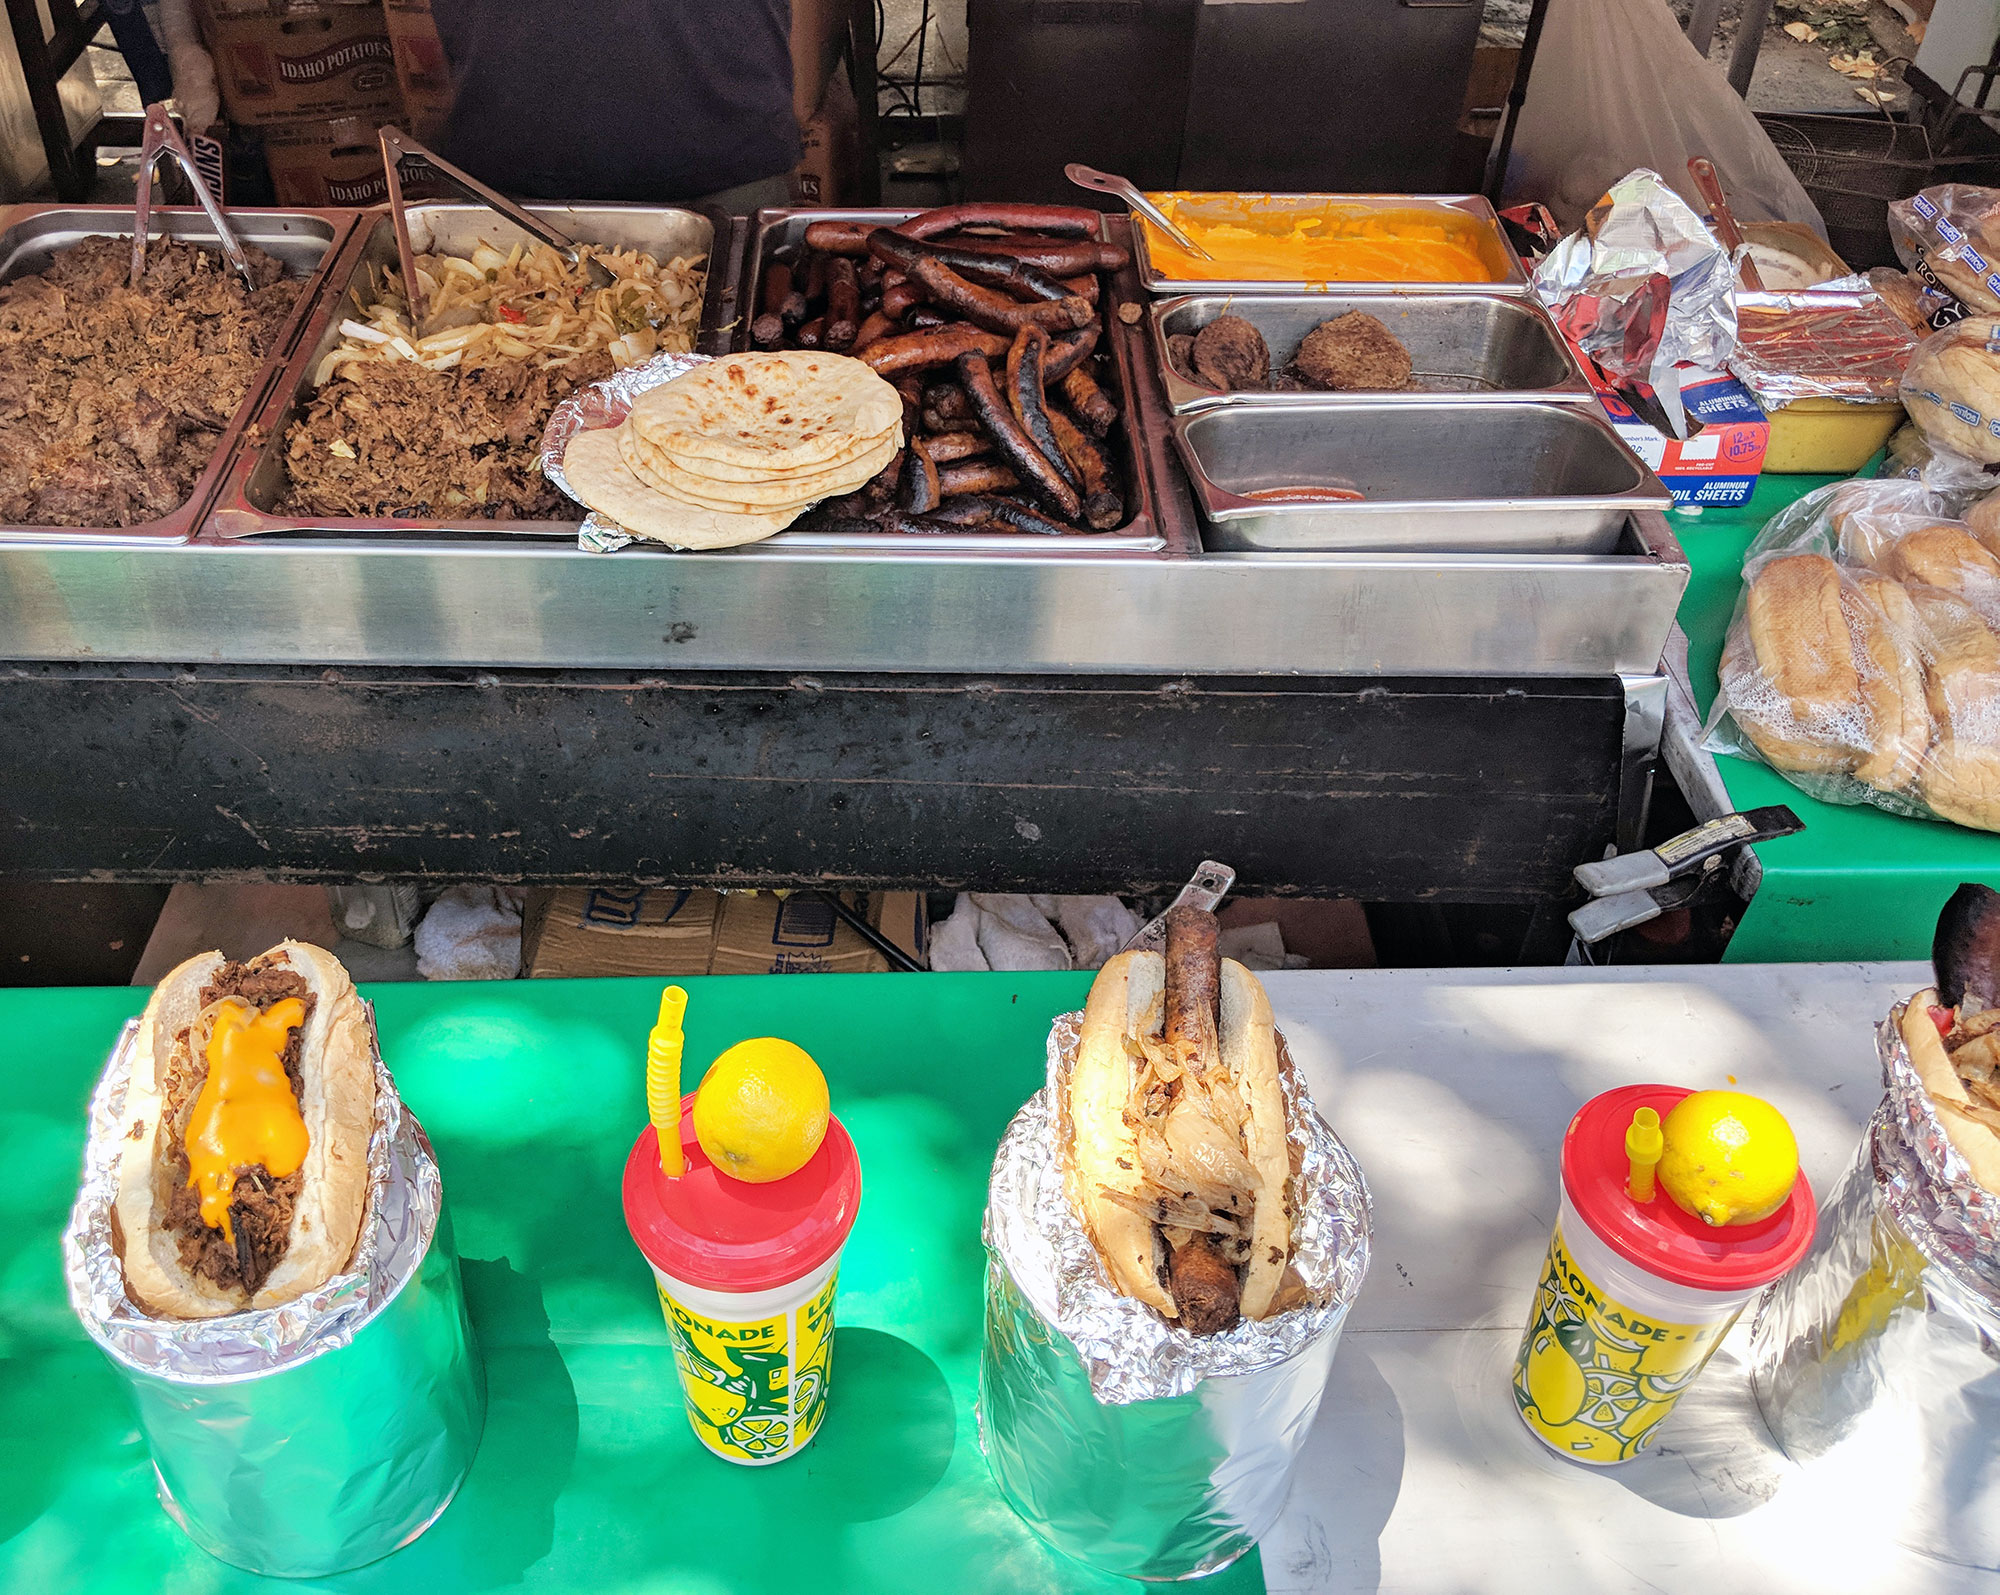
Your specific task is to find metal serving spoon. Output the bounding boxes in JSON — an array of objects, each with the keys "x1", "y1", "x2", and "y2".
[{"x1": 1065, "y1": 163, "x2": 1214, "y2": 261}]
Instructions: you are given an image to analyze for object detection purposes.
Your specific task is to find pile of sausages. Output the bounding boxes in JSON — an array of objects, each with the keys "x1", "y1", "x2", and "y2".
[{"x1": 752, "y1": 203, "x2": 1132, "y2": 537}]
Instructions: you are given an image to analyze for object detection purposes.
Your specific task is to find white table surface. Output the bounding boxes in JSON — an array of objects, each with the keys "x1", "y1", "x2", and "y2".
[{"x1": 1257, "y1": 960, "x2": 1995, "y2": 1595}]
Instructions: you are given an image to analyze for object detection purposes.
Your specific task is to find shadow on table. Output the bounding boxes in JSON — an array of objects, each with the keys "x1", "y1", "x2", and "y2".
[
  {"x1": 1608, "y1": 1343, "x2": 1785, "y2": 1520},
  {"x1": 785, "y1": 1327, "x2": 956, "y2": 1521},
  {"x1": 1261, "y1": 1339, "x2": 1405, "y2": 1595}
]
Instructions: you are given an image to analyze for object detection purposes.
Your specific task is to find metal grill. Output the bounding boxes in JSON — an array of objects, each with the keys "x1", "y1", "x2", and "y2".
[{"x1": 1757, "y1": 112, "x2": 1935, "y2": 268}]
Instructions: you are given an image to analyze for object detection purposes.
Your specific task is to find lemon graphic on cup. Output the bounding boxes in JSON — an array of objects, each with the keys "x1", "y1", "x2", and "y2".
[
  {"x1": 1657, "y1": 1090, "x2": 1799, "y2": 1227},
  {"x1": 692, "y1": 1038, "x2": 830, "y2": 1183},
  {"x1": 1524, "y1": 1322, "x2": 1590, "y2": 1426}
]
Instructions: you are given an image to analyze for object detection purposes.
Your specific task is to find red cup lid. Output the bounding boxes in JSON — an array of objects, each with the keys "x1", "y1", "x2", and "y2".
[
  {"x1": 622, "y1": 1099, "x2": 861, "y2": 1294},
  {"x1": 1561, "y1": 1084, "x2": 1817, "y2": 1294}
]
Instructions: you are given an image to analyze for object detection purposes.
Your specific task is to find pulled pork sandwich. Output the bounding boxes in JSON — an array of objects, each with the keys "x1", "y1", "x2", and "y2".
[
  {"x1": 113, "y1": 942, "x2": 375, "y2": 1318},
  {"x1": 1898, "y1": 883, "x2": 2000, "y2": 1193},
  {"x1": 1068, "y1": 906, "x2": 1290, "y2": 1335},
  {"x1": 0, "y1": 236, "x2": 301, "y2": 528}
]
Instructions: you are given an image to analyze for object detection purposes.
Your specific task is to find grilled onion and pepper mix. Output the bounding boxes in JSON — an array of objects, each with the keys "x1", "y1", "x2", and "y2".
[
  {"x1": 762, "y1": 204, "x2": 1133, "y2": 536},
  {"x1": 283, "y1": 239, "x2": 703, "y2": 520}
]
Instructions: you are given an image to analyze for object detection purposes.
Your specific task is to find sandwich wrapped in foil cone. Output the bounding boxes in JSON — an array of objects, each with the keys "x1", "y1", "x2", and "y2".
[
  {"x1": 540, "y1": 349, "x2": 713, "y2": 552},
  {"x1": 1750, "y1": 1013, "x2": 2000, "y2": 1571},
  {"x1": 63, "y1": 1011, "x2": 486, "y2": 1577},
  {"x1": 979, "y1": 1012, "x2": 1370, "y2": 1580}
]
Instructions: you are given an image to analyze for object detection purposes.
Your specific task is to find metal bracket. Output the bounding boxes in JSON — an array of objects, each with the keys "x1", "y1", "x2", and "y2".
[
  {"x1": 1120, "y1": 860, "x2": 1236, "y2": 954},
  {"x1": 1569, "y1": 805, "x2": 1803, "y2": 944}
]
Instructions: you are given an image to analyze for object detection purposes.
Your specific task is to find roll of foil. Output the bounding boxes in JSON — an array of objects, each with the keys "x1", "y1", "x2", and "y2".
[
  {"x1": 1750, "y1": 1013, "x2": 2000, "y2": 1571},
  {"x1": 63, "y1": 1010, "x2": 487, "y2": 1577},
  {"x1": 539, "y1": 349, "x2": 712, "y2": 552},
  {"x1": 979, "y1": 1012, "x2": 1371, "y2": 1580}
]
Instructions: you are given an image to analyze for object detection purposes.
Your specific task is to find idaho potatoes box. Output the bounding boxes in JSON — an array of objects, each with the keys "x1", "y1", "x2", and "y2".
[{"x1": 1587, "y1": 365, "x2": 1769, "y2": 511}]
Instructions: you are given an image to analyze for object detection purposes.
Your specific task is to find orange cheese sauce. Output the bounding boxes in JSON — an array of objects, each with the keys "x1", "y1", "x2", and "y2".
[
  {"x1": 186, "y1": 997, "x2": 310, "y2": 1241},
  {"x1": 1140, "y1": 195, "x2": 1508, "y2": 285}
]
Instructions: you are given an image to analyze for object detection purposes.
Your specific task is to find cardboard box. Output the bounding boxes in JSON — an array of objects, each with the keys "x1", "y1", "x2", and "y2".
[
  {"x1": 709, "y1": 891, "x2": 891, "y2": 976},
  {"x1": 262, "y1": 114, "x2": 386, "y2": 205},
  {"x1": 790, "y1": 69, "x2": 859, "y2": 208},
  {"x1": 383, "y1": 0, "x2": 451, "y2": 141},
  {"x1": 196, "y1": 0, "x2": 403, "y2": 128},
  {"x1": 1586, "y1": 363, "x2": 1769, "y2": 511},
  {"x1": 523, "y1": 887, "x2": 720, "y2": 979}
]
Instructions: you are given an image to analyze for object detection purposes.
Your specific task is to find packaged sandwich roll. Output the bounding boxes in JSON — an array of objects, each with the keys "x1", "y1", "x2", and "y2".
[
  {"x1": 63, "y1": 965, "x2": 485, "y2": 1578},
  {"x1": 1890, "y1": 184, "x2": 2000, "y2": 321},
  {"x1": 1705, "y1": 478, "x2": 2000, "y2": 832},
  {"x1": 978, "y1": 1008, "x2": 1370, "y2": 1581}
]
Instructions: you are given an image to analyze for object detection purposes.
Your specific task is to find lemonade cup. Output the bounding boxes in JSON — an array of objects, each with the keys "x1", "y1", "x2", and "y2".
[
  {"x1": 1513, "y1": 1084, "x2": 1817, "y2": 1465},
  {"x1": 623, "y1": 1098, "x2": 861, "y2": 1466}
]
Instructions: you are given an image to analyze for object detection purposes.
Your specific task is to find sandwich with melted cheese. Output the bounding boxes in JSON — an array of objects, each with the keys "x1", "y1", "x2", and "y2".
[
  {"x1": 1067, "y1": 907, "x2": 1290, "y2": 1335},
  {"x1": 113, "y1": 941, "x2": 375, "y2": 1318}
]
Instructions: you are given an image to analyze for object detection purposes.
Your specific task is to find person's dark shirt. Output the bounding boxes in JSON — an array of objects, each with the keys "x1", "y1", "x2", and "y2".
[{"x1": 429, "y1": 0, "x2": 798, "y2": 201}]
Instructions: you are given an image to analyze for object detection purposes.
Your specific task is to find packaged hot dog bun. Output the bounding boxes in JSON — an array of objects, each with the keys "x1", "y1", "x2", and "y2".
[
  {"x1": 1068, "y1": 920, "x2": 1290, "y2": 1331},
  {"x1": 1899, "y1": 991, "x2": 2000, "y2": 1194},
  {"x1": 113, "y1": 941, "x2": 375, "y2": 1319},
  {"x1": 1727, "y1": 553, "x2": 1929, "y2": 787}
]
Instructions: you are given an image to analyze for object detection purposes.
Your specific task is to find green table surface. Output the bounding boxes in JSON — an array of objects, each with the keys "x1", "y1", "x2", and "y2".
[
  {"x1": 1673, "y1": 473, "x2": 2000, "y2": 961},
  {"x1": 0, "y1": 974, "x2": 1266, "y2": 1595}
]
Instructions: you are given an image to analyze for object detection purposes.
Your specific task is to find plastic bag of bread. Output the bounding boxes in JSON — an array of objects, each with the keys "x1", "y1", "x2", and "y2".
[
  {"x1": 1706, "y1": 478, "x2": 2000, "y2": 830},
  {"x1": 1890, "y1": 185, "x2": 2000, "y2": 317},
  {"x1": 1903, "y1": 316, "x2": 2000, "y2": 466}
]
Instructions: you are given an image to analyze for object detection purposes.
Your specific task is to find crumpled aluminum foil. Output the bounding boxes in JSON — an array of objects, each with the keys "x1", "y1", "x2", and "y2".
[
  {"x1": 1728, "y1": 276, "x2": 1919, "y2": 411},
  {"x1": 62, "y1": 1008, "x2": 485, "y2": 1575},
  {"x1": 978, "y1": 1012, "x2": 1370, "y2": 1580},
  {"x1": 1531, "y1": 168, "x2": 1740, "y2": 437},
  {"x1": 538, "y1": 349, "x2": 713, "y2": 553},
  {"x1": 1750, "y1": 1010, "x2": 2000, "y2": 1570}
]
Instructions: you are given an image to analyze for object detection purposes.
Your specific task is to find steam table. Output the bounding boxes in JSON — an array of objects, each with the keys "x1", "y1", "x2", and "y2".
[{"x1": 0, "y1": 962, "x2": 1980, "y2": 1593}]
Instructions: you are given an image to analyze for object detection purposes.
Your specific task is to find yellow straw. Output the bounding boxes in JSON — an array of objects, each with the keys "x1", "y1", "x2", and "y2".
[
  {"x1": 646, "y1": 985, "x2": 689, "y2": 1178},
  {"x1": 1626, "y1": 1106, "x2": 1663, "y2": 1203}
]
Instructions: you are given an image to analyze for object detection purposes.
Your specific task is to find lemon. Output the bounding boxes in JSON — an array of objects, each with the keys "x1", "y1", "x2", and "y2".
[
  {"x1": 1657, "y1": 1090, "x2": 1799, "y2": 1227},
  {"x1": 1525, "y1": 1329, "x2": 1587, "y2": 1426},
  {"x1": 692, "y1": 1037, "x2": 830, "y2": 1183}
]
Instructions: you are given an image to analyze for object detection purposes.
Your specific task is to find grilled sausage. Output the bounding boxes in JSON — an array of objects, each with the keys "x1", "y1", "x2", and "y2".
[
  {"x1": 867, "y1": 230, "x2": 1079, "y2": 305},
  {"x1": 1169, "y1": 1235, "x2": 1241, "y2": 1336},
  {"x1": 1163, "y1": 905, "x2": 1221, "y2": 1070},
  {"x1": 921, "y1": 411, "x2": 980, "y2": 434},
  {"x1": 1057, "y1": 273, "x2": 1100, "y2": 306},
  {"x1": 851, "y1": 310, "x2": 897, "y2": 352},
  {"x1": 802, "y1": 252, "x2": 828, "y2": 310},
  {"x1": 955, "y1": 350, "x2": 1082, "y2": 520},
  {"x1": 1061, "y1": 363, "x2": 1119, "y2": 436},
  {"x1": 918, "y1": 233, "x2": 1130, "y2": 276},
  {"x1": 905, "y1": 307, "x2": 948, "y2": 330},
  {"x1": 898, "y1": 202, "x2": 1104, "y2": 240},
  {"x1": 937, "y1": 462, "x2": 1021, "y2": 496},
  {"x1": 1005, "y1": 325, "x2": 1081, "y2": 495},
  {"x1": 802, "y1": 221, "x2": 876, "y2": 254},
  {"x1": 752, "y1": 261, "x2": 792, "y2": 348},
  {"x1": 1043, "y1": 323, "x2": 1101, "y2": 384},
  {"x1": 1048, "y1": 405, "x2": 1123, "y2": 530},
  {"x1": 824, "y1": 257, "x2": 860, "y2": 351},
  {"x1": 880, "y1": 279, "x2": 922, "y2": 320},
  {"x1": 796, "y1": 314, "x2": 826, "y2": 349},
  {"x1": 860, "y1": 325, "x2": 1011, "y2": 375},
  {"x1": 900, "y1": 437, "x2": 942, "y2": 513},
  {"x1": 921, "y1": 430, "x2": 991, "y2": 464},
  {"x1": 929, "y1": 493, "x2": 1088, "y2": 536}
]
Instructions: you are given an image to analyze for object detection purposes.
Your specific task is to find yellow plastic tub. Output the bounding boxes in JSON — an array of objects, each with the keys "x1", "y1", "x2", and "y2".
[{"x1": 1762, "y1": 399, "x2": 1904, "y2": 474}]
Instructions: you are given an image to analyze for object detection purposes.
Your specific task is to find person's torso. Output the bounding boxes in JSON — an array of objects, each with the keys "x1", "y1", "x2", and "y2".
[{"x1": 430, "y1": 0, "x2": 798, "y2": 202}]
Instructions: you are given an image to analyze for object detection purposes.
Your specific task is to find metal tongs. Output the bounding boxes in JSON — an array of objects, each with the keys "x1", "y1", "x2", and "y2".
[
  {"x1": 1121, "y1": 860, "x2": 1237, "y2": 955},
  {"x1": 130, "y1": 102, "x2": 255, "y2": 290},
  {"x1": 1065, "y1": 163, "x2": 1214, "y2": 262},
  {"x1": 1568, "y1": 806, "x2": 1802, "y2": 946},
  {"x1": 378, "y1": 124, "x2": 613, "y2": 328}
]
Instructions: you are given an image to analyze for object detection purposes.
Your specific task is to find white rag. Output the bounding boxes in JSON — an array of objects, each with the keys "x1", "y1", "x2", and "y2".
[
  {"x1": 928, "y1": 893, "x2": 1144, "y2": 973},
  {"x1": 414, "y1": 886, "x2": 524, "y2": 980}
]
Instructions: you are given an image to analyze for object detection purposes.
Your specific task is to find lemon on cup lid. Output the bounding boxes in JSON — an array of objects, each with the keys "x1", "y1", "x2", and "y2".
[
  {"x1": 1657, "y1": 1090, "x2": 1799, "y2": 1228},
  {"x1": 692, "y1": 1037, "x2": 830, "y2": 1184}
]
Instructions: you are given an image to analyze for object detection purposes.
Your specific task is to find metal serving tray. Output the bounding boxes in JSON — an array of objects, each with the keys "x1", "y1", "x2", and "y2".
[
  {"x1": 1149, "y1": 293, "x2": 1590, "y2": 414},
  {"x1": 736, "y1": 208, "x2": 1191, "y2": 557},
  {"x1": 1130, "y1": 193, "x2": 1530, "y2": 297},
  {"x1": 1173, "y1": 400, "x2": 1672, "y2": 553},
  {"x1": 0, "y1": 204, "x2": 358, "y2": 546},
  {"x1": 206, "y1": 203, "x2": 718, "y2": 540}
]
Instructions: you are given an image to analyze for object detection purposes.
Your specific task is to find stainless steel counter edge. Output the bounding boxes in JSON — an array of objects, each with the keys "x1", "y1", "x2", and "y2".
[{"x1": 0, "y1": 537, "x2": 1689, "y2": 676}]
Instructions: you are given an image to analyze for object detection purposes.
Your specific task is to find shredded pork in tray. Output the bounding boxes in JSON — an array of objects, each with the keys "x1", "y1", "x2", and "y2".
[
  {"x1": 281, "y1": 238, "x2": 703, "y2": 520},
  {"x1": 0, "y1": 236, "x2": 301, "y2": 528}
]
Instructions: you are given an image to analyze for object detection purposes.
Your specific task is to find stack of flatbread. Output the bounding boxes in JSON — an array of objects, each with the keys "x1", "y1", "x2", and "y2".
[{"x1": 561, "y1": 351, "x2": 903, "y2": 549}]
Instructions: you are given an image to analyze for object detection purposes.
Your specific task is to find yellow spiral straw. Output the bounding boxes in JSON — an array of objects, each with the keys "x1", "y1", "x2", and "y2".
[
  {"x1": 1625, "y1": 1106, "x2": 1663, "y2": 1203},
  {"x1": 646, "y1": 985, "x2": 690, "y2": 1177}
]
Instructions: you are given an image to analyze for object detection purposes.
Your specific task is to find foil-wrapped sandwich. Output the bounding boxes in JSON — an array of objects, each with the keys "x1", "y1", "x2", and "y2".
[
  {"x1": 114, "y1": 942, "x2": 375, "y2": 1319},
  {"x1": 1896, "y1": 884, "x2": 2000, "y2": 1191}
]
